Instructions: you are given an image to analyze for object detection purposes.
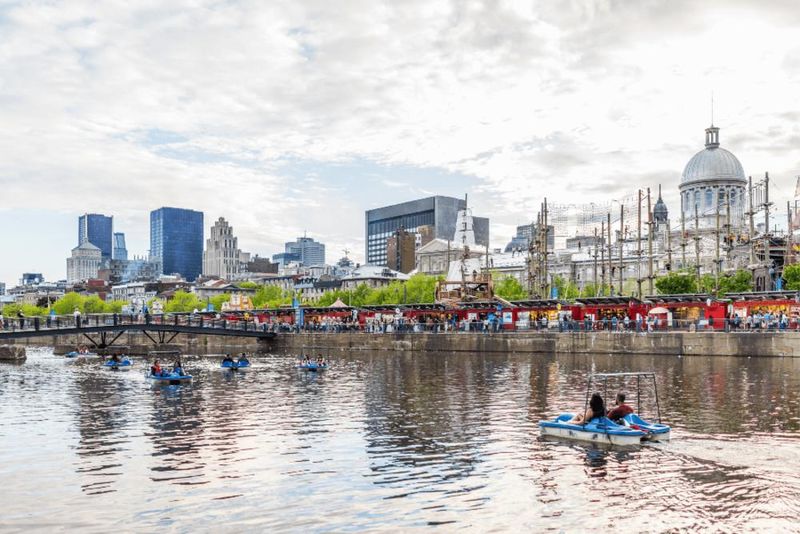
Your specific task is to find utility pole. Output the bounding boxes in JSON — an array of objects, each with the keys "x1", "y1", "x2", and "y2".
[
  {"x1": 694, "y1": 204, "x2": 701, "y2": 290},
  {"x1": 593, "y1": 227, "x2": 599, "y2": 294},
  {"x1": 600, "y1": 222, "x2": 606, "y2": 294},
  {"x1": 763, "y1": 172, "x2": 772, "y2": 290},
  {"x1": 666, "y1": 218, "x2": 673, "y2": 272},
  {"x1": 619, "y1": 204, "x2": 624, "y2": 295},
  {"x1": 788, "y1": 200, "x2": 793, "y2": 266},
  {"x1": 607, "y1": 212, "x2": 612, "y2": 295},
  {"x1": 637, "y1": 189, "x2": 643, "y2": 298},
  {"x1": 681, "y1": 205, "x2": 687, "y2": 269},
  {"x1": 748, "y1": 176, "x2": 756, "y2": 267},
  {"x1": 715, "y1": 200, "x2": 721, "y2": 294},
  {"x1": 647, "y1": 187, "x2": 654, "y2": 296},
  {"x1": 725, "y1": 190, "x2": 732, "y2": 264}
]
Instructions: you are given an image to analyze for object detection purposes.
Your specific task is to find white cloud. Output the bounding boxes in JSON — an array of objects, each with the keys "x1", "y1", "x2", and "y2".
[{"x1": 1, "y1": 0, "x2": 799, "y2": 283}]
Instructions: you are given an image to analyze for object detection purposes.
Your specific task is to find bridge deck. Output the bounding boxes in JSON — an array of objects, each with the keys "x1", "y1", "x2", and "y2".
[{"x1": 0, "y1": 314, "x2": 277, "y2": 342}]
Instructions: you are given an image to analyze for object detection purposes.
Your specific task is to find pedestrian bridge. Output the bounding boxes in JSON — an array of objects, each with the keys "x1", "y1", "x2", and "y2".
[{"x1": 0, "y1": 313, "x2": 276, "y2": 348}]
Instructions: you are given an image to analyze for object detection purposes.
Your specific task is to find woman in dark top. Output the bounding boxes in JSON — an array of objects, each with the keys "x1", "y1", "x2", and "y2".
[{"x1": 569, "y1": 393, "x2": 606, "y2": 424}]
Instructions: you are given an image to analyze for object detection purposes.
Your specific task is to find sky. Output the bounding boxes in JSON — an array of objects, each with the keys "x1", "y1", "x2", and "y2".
[{"x1": 1, "y1": 0, "x2": 800, "y2": 287}]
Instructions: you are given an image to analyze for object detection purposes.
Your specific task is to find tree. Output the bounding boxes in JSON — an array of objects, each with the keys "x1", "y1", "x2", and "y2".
[
  {"x1": 210, "y1": 293, "x2": 231, "y2": 311},
  {"x1": 53, "y1": 292, "x2": 85, "y2": 315},
  {"x1": 494, "y1": 276, "x2": 527, "y2": 300},
  {"x1": 164, "y1": 291, "x2": 203, "y2": 313},
  {"x1": 83, "y1": 295, "x2": 107, "y2": 313},
  {"x1": 252, "y1": 285, "x2": 284, "y2": 308},
  {"x1": 655, "y1": 271, "x2": 697, "y2": 294},
  {"x1": 783, "y1": 264, "x2": 800, "y2": 290},
  {"x1": 237, "y1": 281, "x2": 258, "y2": 289},
  {"x1": 552, "y1": 276, "x2": 579, "y2": 300}
]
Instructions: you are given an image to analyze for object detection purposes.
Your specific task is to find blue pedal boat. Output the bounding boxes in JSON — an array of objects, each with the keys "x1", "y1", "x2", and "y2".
[
  {"x1": 147, "y1": 372, "x2": 193, "y2": 385},
  {"x1": 622, "y1": 413, "x2": 671, "y2": 442},
  {"x1": 221, "y1": 359, "x2": 251, "y2": 370},
  {"x1": 539, "y1": 371, "x2": 671, "y2": 445},
  {"x1": 539, "y1": 414, "x2": 646, "y2": 446},
  {"x1": 296, "y1": 362, "x2": 328, "y2": 372},
  {"x1": 104, "y1": 358, "x2": 134, "y2": 370}
]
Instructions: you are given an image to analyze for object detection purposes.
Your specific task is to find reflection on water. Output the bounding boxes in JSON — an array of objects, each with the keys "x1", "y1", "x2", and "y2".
[{"x1": 1, "y1": 348, "x2": 799, "y2": 531}]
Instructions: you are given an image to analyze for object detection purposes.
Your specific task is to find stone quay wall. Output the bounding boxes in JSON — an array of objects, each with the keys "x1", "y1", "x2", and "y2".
[
  {"x1": 264, "y1": 331, "x2": 800, "y2": 358},
  {"x1": 5, "y1": 331, "x2": 799, "y2": 358}
]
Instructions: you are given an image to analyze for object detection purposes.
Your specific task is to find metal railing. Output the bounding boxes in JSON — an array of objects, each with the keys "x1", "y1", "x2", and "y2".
[{"x1": 0, "y1": 313, "x2": 795, "y2": 336}]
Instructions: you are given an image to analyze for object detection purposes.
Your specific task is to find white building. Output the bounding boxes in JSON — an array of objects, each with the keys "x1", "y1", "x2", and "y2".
[
  {"x1": 679, "y1": 125, "x2": 747, "y2": 231},
  {"x1": 66, "y1": 242, "x2": 102, "y2": 283},
  {"x1": 203, "y1": 217, "x2": 245, "y2": 279}
]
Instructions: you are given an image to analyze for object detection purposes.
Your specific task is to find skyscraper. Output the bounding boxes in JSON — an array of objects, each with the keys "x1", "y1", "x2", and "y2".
[
  {"x1": 113, "y1": 232, "x2": 128, "y2": 261},
  {"x1": 150, "y1": 207, "x2": 204, "y2": 281},
  {"x1": 203, "y1": 217, "x2": 244, "y2": 279},
  {"x1": 365, "y1": 196, "x2": 490, "y2": 266},
  {"x1": 273, "y1": 235, "x2": 326, "y2": 267},
  {"x1": 78, "y1": 213, "x2": 113, "y2": 260}
]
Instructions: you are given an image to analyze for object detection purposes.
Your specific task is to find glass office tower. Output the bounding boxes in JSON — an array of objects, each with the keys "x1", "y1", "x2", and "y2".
[
  {"x1": 150, "y1": 207, "x2": 204, "y2": 281},
  {"x1": 78, "y1": 213, "x2": 113, "y2": 260}
]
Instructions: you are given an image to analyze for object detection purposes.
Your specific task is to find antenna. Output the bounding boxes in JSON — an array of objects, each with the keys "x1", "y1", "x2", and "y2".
[{"x1": 711, "y1": 91, "x2": 714, "y2": 126}]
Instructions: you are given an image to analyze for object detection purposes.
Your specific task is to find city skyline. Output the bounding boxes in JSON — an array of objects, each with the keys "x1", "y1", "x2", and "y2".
[{"x1": 2, "y1": 1, "x2": 800, "y2": 286}]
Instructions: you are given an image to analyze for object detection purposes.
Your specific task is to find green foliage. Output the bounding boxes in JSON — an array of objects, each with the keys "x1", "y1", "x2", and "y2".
[
  {"x1": 655, "y1": 271, "x2": 698, "y2": 294},
  {"x1": 83, "y1": 295, "x2": 107, "y2": 314},
  {"x1": 696, "y1": 270, "x2": 753, "y2": 296},
  {"x1": 252, "y1": 285, "x2": 287, "y2": 308},
  {"x1": 164, "y1": 291, "x2": 203, "y2": 313},
  {"x1": 53, "y1": 292, "x2": 85, "y2": 315},
  {"x1": 494, "y1": 276, "x2": 527, "y2": 300},
  {"x1": 237, "y1": 281, "x2": 258, "y2": 289},
  {"x1": 104, "y1": 300, "x2": 124, "y2": 313},
  {"x1": 783, "y1": 264, "x2": 800, "y2": 290},
  {"x1": 1, "y1": 303, "x2": 47, "y2": 317},
  {"x1": 209, "y1": 293, "x2": 231, "y2": 311},
  {"x1": 552, "y1": 276, "x2": 579, "y2": 300}
]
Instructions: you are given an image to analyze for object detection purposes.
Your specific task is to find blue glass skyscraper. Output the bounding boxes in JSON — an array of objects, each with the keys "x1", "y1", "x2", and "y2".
[
  {"x1": 78, "y1": 213, "x2": 113, "y2": 260},
  {"x1": 150, "y1": 207, "x2": 204, "y2": 281}
]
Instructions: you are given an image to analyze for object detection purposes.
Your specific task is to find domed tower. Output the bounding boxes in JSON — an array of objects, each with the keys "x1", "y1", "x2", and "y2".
[{"x1": 679, "y1": 125, "x2": 747, "y2": 230}]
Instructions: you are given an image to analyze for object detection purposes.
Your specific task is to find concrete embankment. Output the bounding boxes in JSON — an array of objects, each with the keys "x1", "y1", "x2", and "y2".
[
  {"x1": 265, "y1": 331, "x2": 800, "y2": 358},
  {"x1": 5, "y1": 331, "x2": 799, "y2": 357}
]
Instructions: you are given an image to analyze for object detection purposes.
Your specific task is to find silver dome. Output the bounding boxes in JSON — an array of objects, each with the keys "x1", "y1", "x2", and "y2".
[{"x1": 681, "y1": 126, "x2": 746, "y2": 185}]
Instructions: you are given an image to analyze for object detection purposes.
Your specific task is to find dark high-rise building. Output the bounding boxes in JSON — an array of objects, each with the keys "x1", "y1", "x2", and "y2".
[
  {"x1": 78, "y1": 213, "x2": 113, "y2": 260},
  {"x1": 365, "y1": 196, "x2": 489, "y2": 266},
  {"x1": 386, "y1": 227, "x2": 417, "y2": 274},
  {"x1": 113, "y1": 232, "x2": 128, "y2": 261},
  {"x1": 150, "y1": 207, "x2": 204, "y2": 281}
]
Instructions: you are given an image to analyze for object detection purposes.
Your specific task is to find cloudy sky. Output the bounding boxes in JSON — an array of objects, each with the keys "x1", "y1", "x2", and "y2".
[{"x1": 1, "y1": 0, "x2": 799, "y2": 287}]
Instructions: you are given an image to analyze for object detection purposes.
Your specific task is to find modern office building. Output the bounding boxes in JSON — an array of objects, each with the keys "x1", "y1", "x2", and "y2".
[
  {"x1": 150, "y1": 207, "x2": 204, "y2": 281},
  {"x1": 203, "y1": 217, "x2": 244, "y2": 279},
  {"x1": 365, "y1": 196, "x2": 489, "y2": 266},
  {"x1": 66, "y1": 242, "x2": 102, "y2": 283},
  {"x1": 113, "y1": 232, "x2": 128, "y2": 261},
  {"x1": 273, "y1": 235, "x2": 325, "y2": 267},
  {"x1": 20, "y1": 273, "x2": 44, "y2": 286},
  {"x1": 0, "y1": 282, "x2": 5, "y2": 296},
  {"x1": 78, "y1": 213, "x2": 113, "y2": 260}
]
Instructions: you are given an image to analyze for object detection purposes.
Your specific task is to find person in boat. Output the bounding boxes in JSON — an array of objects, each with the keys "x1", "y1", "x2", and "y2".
[
  {"x1": 606, "y1": 393, "x2": 634, "y2": 422},
  {"x1": 222, "y1": 354, "x2": 234, "y2": 365},
  {"x1": 568, "y1": 393, "x2": 606, "y2": 424},
  {"x1": 172, "y1": 360, "x2": 185, "y2": 376},
  {"x1": 151, "y1": 360, "x2": 163, "y2": 376},
  {"x1": 237, "y1": 353, "x2": 249, "y2": 364},
  {"x1": 110, "y1": 354, "x2": 121, "y2": 363}
]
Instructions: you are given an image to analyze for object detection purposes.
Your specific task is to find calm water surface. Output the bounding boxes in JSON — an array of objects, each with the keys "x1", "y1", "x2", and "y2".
[{"x1": 1, "y1": 348, "x2": 799, "y2": 532}]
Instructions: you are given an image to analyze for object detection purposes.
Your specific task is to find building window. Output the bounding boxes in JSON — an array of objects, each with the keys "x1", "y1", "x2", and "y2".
[
  {"x1": 705, "y1": 189, "x2": 712, "y2": 208},
  {"x1": 694, "y1": 190, "x2": 700, "y2": 210}
]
